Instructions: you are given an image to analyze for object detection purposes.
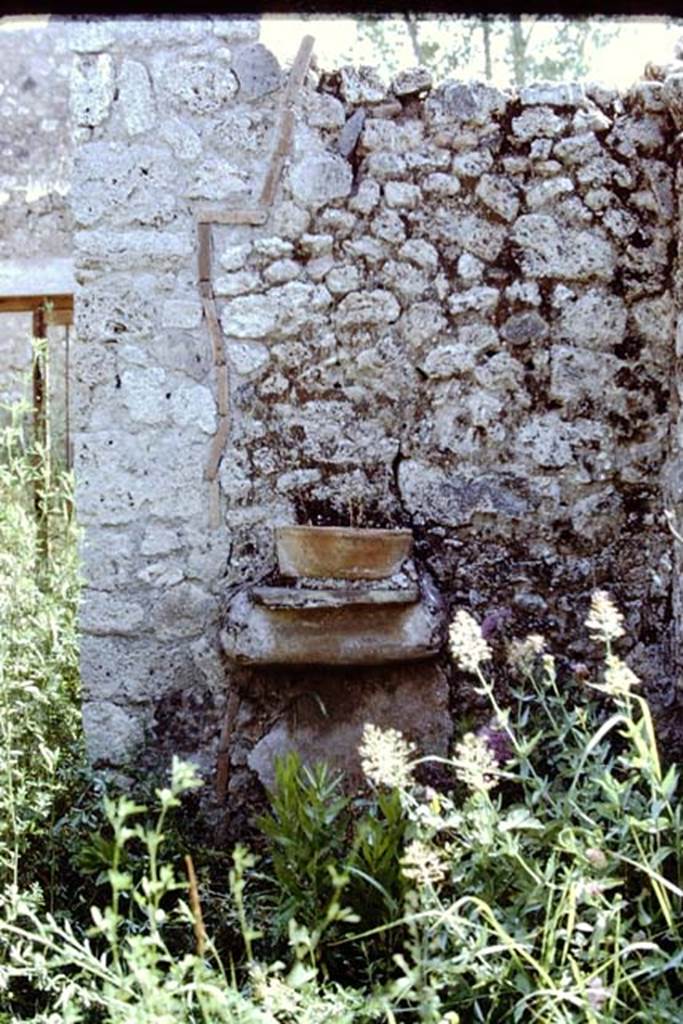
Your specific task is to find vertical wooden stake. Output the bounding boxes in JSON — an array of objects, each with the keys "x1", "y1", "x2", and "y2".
[
  {"x1": 216, "y1": 689, "x2": 241, "y2": 801},
  {"x1": 32, "y1": 303, "x2": 49, "y2": 565}
]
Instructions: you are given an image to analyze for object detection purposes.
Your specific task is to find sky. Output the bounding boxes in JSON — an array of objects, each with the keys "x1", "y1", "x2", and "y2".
[
  {"x1": 1, "y1": 14, "x2": 681, "y2": 91},
  {"x1": 260, "y1": 15, "x2": 682, "y2": 90}
]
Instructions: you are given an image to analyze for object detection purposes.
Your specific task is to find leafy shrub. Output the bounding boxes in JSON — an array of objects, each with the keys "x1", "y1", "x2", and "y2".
[{"x1": 0, "y1": 399, "x2": 81, "y2": 895}]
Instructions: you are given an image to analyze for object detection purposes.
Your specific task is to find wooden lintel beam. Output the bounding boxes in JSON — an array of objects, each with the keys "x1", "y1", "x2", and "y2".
[{"x1": 0, "y1": 294, "x2": 74, "y2": 321}]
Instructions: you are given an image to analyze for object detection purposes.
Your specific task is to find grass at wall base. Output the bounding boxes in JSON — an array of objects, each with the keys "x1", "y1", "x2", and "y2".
[{"x1": 0, "y1": 399, "x2": 682, "y2": 1021}]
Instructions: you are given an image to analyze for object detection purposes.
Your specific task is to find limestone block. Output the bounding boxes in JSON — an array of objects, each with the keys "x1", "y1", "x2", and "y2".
[
  {"x1": 556, "y1": 288, "x2": 626, "y2": 350},
  {"x1": 370, "y1": 208, "x2": 406, "y2": 245},
  {"x1": 474, "y1": 351, "x2": 524, "y2": 391},
  {"x1": 642, "y1": 159, "x2": 675, "y2": 221},
  {"x1": 452, "y1": 148, "x2": 494, "y2": 177},
  {"x1": 364, "y1": 151, "x2": 408, "y2": 180},
  {"x1": 221, "y1": 295, "x2": 277, "y2": 338},
  {"x1": 629, "y1": 81, "x2": 666, "y2": 113},
  {"x1": 300, "y1": 234, "x2": 334, "y2": 256},
  {"x1": 270, "y1": 201, "x2": 311, "y2": 239},
  {"x1": 405, "y1": 147, "x2": 451, "y2": 172},
  {"x1": 226, "y1": 340, "x2": 270, "y2": 376},
  {"x1": 162, "y1": 299, "x2": 202, "y2": 329},
  {"x1": 457, "y1": 253, "x2": 484, "y2": 282},
  {"x1": 306, "y1": 256, "x2": 335, "y2": 282},
  {"x1": 232, "y1": 43, "x2": 281, "y2": 100},
  {"x1": 79, "y1": 528, "x2": 136, "y2": 590},
  {"x1": 74, "y1": 228, "x2": 193, "y2": 270},
  {"x1": 576, "y1": 157, "x2": 633, "y2": 189},
  {"x1": 506, "y1": 280, "x2": 541, "y2": 306},
  {"x1": 400, "y1": 302, "x2": 448, "y2": 346},
  {"x1": 153, "y1": 582, "x2": 217, "y2": 640},
  {"x1": 399, "y1": 238, "x2": 439, "y2": 273},
  {"x1": 530, "y1": 138, "x2": 553, "y2": 161},
  {"x1": 289, "y1": 152, "x2": 353, "y2": 206},
  {"x1": 254, "y1": 237, "x2": 294, "y2": 261},
  {"x1": 118, "y1": 59, "x2": 156, "y2": 136},
  {"x1": 439, "y1": 80, "x2": 508, "y2": 125},
  {"x1": 448, "y1": 287, "x2": 499, "y2": 317},
  {"x1": 384, "y1": 180, "x2": 421, "y2": 208},
  {"x1": 437, "y1": 212, "x2": 506, "y2": 262},
  {"x1": 381, "y1": 261, "x2": 430, "y2": 303},
  {"x1": 264, "y1": 259, "x2": 302, "y2": 285},
  {"x1": 325, "y1": 265, "x2": 361, "y2": 296},
  {"x1": 339, "y1": 65, "x2": 386, "y2": 105},
  {"x1": 82, "y1": 702, "x2": 145, "y2": 767},
  {"x1": 111, "y1": 18, "x2": 210, "y2": 48},
  {"x1": 501, "y1": 311, "x2": 549, "y2": 346},
  {"x1": 160, "y1": 117, "x2": 202, "y2": 161},
  {"x1": 170, "y1": 383, "x2": 216, "y2": 435},
  {"x1": 80, "y1": 589, "x2": 148, "y2": 636},
  {"x1": 213, "y1": 272, "x2": 261, "y2": 297},
  {"x1": 360, "y1": 118, "x2": 401, "y2": 152},
  {"x1": 348, "y1": 178, "x2": 381, "y2": 214},
  {"x1": 212, "y1": 17, "x2": 260, "y2": 43},
  {"x1": 515, "y1": 413, "x2": 573, "y2": 468},
  {"x1": 421, "y1": 172, "x2": 461, "y2": 197},
  {"x1": 630, "y1": 292, "x2": 674, "y2": 345},
  {"x1": 525, "y1": 176, "x2": 574, "y2": 210},
  {"x1": 72, "y1": 142, "x2": 180, "y2": 228},
  {"x1": 573, "y1": 106, "x2": 612, "y2": 132},
  {"x1": 549, "y1": 345, "x2": 622, "y2": 411},
  {"x1": 140, "y1": 526, "x2": 183, "y2": 556},
  {"x1": 398, "y1": 460, "x2": 529, "y2": 527},
  {"x1": 343, "y1": 237, "x2": 388, "y2": 265},
  {"x1": 75, "y1": 429, "x2": 208, "y2": 525},
  {"x1": 512, "y1": 215, "x2": 614, "y2": 281},
  {"x1": 334, "y1": 289, "x2": 401, "y2": 330},
  {"x1": 70, "y1": 54, "x2": 115, "y2": 127},
  {"x1": 475, "y1": 173, "x2": 520, "y2": 222},
  {"x1": 392, "y1": 66, "x2": 432, "y2": 96},
  {"x1": 553, "y1": 132, "x2": 601, "y2": 165},
  {"x1": 189, "y1": 157, "x2": 248, "y2": 201},
  {"x1": 520, "y1": 81, "x2": 585, "y2": 106},
  {"x1": 155, "y1": 56, "x2": 238, "y2": 114},
  {"x1": 420, "y1": 342, "x2": 476, "y2": 379},
  {"x1": 306, "y1": 92, "x2": 346, "y2": 129},
  {"x1": 219, "y1": 243, "x2": 253, "y2": 271},
  {"x1": 121, "y1": 367, "x2": 169, "y2": 425},
  {"x1": 512, "y1": 107, "x2": 567, "y2": 141},
  {"x1": 68, "y1": 20, "x2": 116, "y2": 52}
]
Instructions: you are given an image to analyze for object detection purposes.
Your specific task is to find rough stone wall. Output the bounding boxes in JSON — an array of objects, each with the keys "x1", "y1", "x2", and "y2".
[
  {"x1": 69, "y1": 15, "x2": 683, "y2": 807},
  {"x1": 0, "y1": 18, "x2": 72, "y2": 444}
]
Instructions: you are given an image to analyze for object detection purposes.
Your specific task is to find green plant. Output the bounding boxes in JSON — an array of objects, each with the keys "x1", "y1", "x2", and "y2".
[
  {"x1": 365, "y1": 595, "x2": 683, "y2": 1022},
  {"x1": 256, "y1": 752, "x2": 351, "y2": 943},
  {"x1": 0, "y1": 398, "x2": 82, "y2": 895}
]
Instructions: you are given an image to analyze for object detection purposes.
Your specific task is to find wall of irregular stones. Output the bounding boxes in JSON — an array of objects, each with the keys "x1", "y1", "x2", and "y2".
[{"x1": 69, "y1": 15, "x2": 683, "y2": 808}]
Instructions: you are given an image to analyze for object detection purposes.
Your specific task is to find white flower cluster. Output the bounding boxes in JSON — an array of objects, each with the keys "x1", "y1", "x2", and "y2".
[
  {"x1": 603, "y1": 653, "x2": 639, "y2": 697},
  {"x1": 453, "y1": 732, "x2": 499, "y2": 793},
  {"x1": 401, "y1": 839, "x2": 448, "y2": 886},
  {"x1": 358, "y1": 722, "x2": 416, "y2": 790},
  {"x1": 507, "y1": 633, "x2": 546, "y2": 675},
  {"x1": 585, "y1": 590, "x2": 625, "y2": 644},
  {"x1": 448, "y1": 610, "x2": 492, "y2": 673}
]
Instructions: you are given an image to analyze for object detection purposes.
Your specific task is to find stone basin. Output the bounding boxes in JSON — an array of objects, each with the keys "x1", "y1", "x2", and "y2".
[{"x1": 276, "y1": 525, "x2": 413, "y2": 579}]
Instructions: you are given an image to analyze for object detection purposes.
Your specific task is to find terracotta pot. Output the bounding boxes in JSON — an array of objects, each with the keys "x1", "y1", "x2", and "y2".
[{"x1": 275, "y1": 525, "x2": 413, "y2": 579}]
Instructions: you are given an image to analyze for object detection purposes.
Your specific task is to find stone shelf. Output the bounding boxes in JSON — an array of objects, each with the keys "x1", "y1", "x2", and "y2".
[
  {"x1": 251, "y1": 584, "x2": 420, "y2": 609},
  {"x1": 221, "y1": 568, "x2": 444, "y2": 666}
]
